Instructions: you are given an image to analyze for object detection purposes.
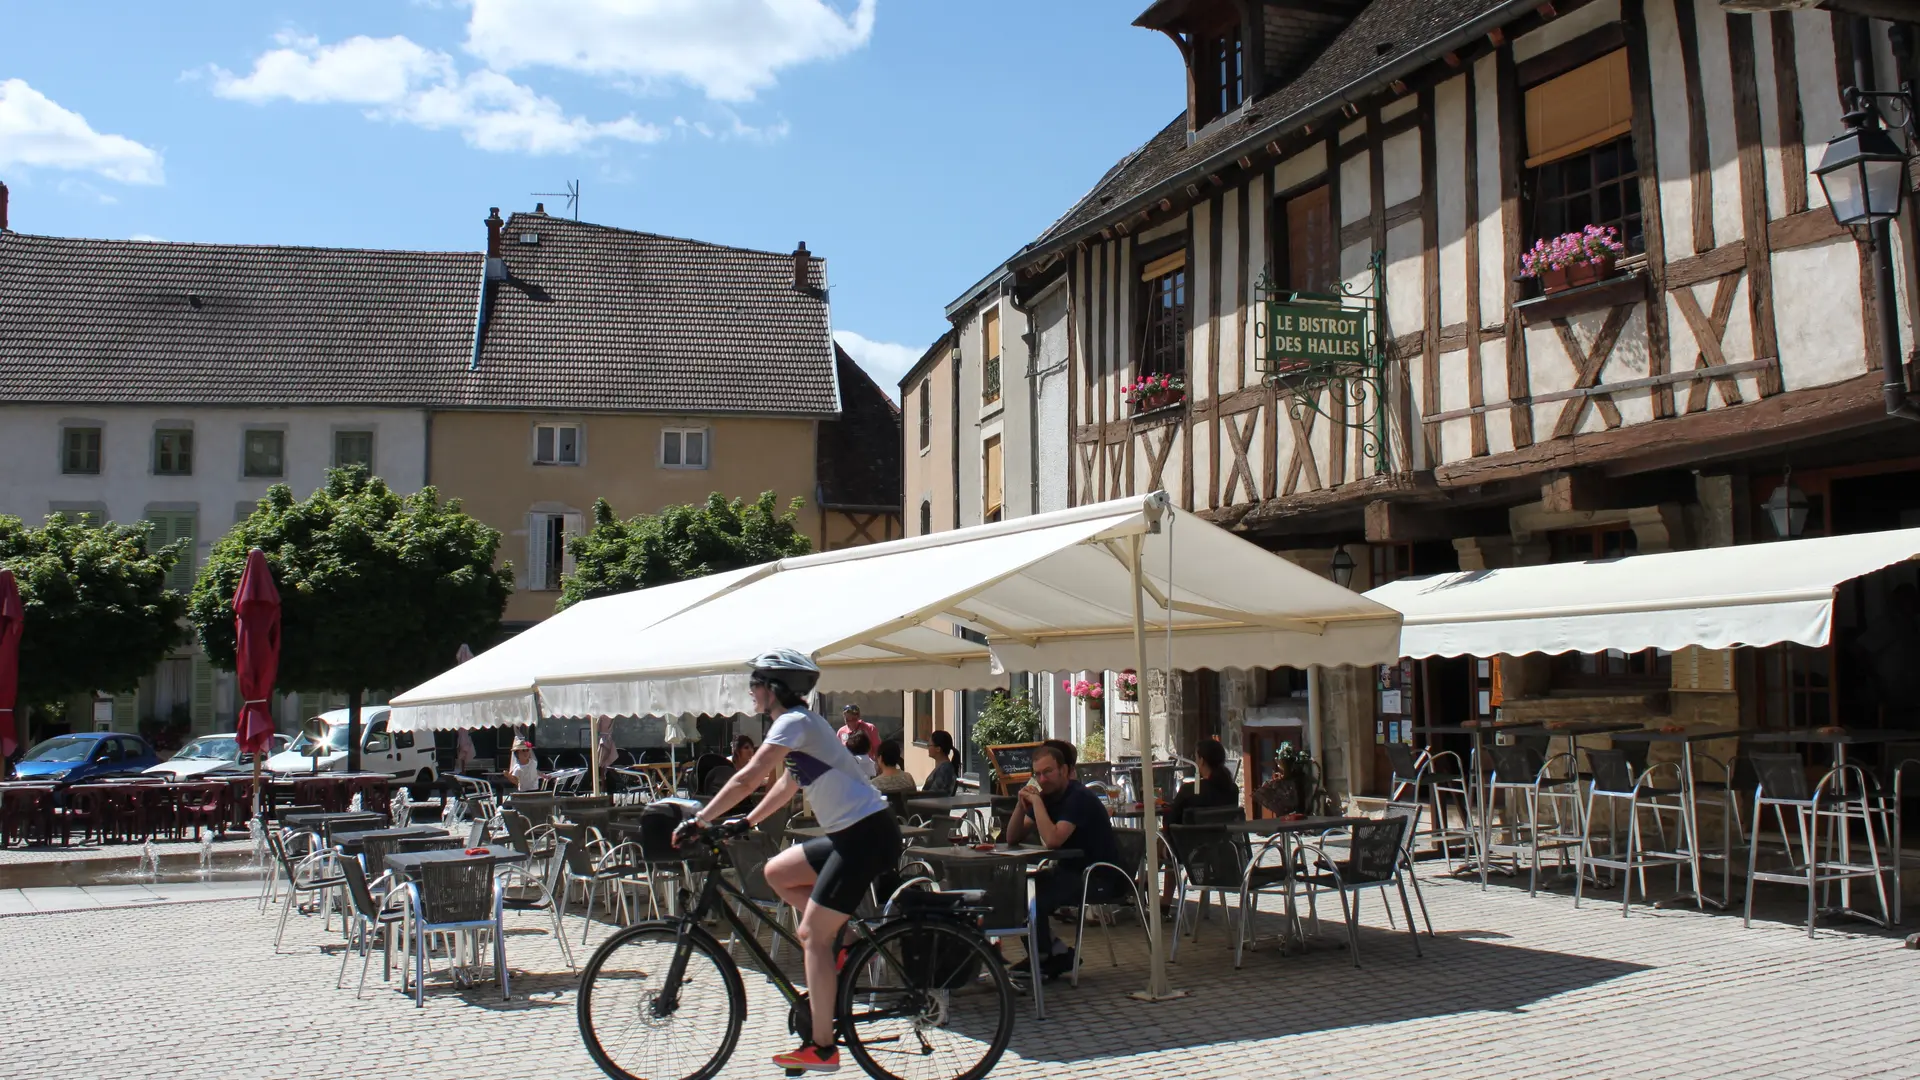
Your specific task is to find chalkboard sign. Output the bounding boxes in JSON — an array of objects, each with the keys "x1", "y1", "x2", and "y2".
[{"x1": 985, "y1": 742, "x2": 1044, "y2": 795}]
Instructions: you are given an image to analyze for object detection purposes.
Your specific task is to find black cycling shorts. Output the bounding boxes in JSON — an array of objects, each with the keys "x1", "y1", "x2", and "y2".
[{"x1": 801, "y1": 810, "x2": 903, "y2": 915}]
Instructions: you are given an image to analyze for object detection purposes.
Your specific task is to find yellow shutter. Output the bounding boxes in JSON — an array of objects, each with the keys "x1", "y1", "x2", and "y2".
[
  {"x1": 1525, "y1": 50, "x2": 1632, "y2": 167},
  {"x1": 982, "y1": 308, "x2": 1001, "y2": 361},
  {"x1": 984, "y1": 436, "x2": 1004, "y2": 517}
]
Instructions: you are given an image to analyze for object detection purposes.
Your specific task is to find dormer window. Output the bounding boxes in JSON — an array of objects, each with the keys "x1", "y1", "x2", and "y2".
[{"x1": 1197, "y1": 27, "x2": 1244, "y2": 125}]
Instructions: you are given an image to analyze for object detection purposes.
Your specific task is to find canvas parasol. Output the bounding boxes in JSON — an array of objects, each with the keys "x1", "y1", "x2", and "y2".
[{"x1": 233, "y1": 549, "x2": 281, "y2": 817}]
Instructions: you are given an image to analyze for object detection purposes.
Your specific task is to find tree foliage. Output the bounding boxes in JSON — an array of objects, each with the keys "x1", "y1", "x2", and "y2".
[
  {"x1": 189, "y1": 466, "x2": 513, "y2": 716},
  {"x1": 559, "y1": 491, "x2": 812, "y2": 609},
  {"x1": 971, "y1": 692, "x2": 1042, "y2": 755},
  {"x1": 0, "y1": 513, "x2": 189, "y2": 708}
]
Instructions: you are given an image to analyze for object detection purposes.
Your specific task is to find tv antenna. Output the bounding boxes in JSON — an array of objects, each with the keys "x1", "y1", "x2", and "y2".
[{"x1": 533, "y1": 179, "x2": 580, "y2": 220}]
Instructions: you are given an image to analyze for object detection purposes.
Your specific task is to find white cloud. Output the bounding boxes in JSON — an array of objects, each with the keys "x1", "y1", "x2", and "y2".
[
  {"x1": 129, "y1": 233, "x2": 167, "y2": 242},
  {"x1": 835, "y1": 330, "x2": 922, "y2": 401},
  {"x1": 466, "y1": 0, "x2": 877, "y2": 103},
  {"x1": 0, "y1": 79, "x2": 163, "y2": 184},
  {"x1": 209, "y1": 34, "x2": 663, "y2": 154}
]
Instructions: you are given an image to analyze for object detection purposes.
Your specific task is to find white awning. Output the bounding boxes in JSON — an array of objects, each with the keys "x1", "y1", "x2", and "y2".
[
  {"x1": 1364, "y1": 527, "x2": 1920, "y2": 659},
  {"x1": 391, "y1": 493, "x2": 1403, "y2": 729}
]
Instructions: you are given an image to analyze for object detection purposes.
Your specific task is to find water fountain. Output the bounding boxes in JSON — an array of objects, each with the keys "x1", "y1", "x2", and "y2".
[
  {"x1": 349, "y1": 789, "x2": 364, "y2": 813},
  {"x1": 198, "y1": 834, "x2": 215, "y2": 881},
  {"x1": 392, "y1": 788, "x2": 411, "y2": 828},
  {"x1": 246, "y1": 815, "x2": 269, "y2": 870},
  {"x1": 137, "y1": 839, "x2": 159, "y2": 882}
]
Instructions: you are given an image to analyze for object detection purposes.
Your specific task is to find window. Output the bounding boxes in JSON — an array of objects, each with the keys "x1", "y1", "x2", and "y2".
[
  {"x1": 1524, "y1": 50, "x2": 1644, "y2": 254},
  {"x1": 153, "y1": 429, "x2": 192, "y2": 476},
  {"x1": 918, "y1": 382, "x2": 932, "y2": 450},
  {"x1": 1280, "y1": 186, "x2": 1337, "y2": 296},
  {"x1": 919, "y1": 499, "x2": 932, "y2": 536},
  {"x1": 1194, "y1": 26, "x2": 1244, "y2": 126},
  {"x1": 145, "y1": 508, "x2": 197, "y2": 593},
  {"x1": 333, "y1": 430, "x2": 373, "y2": 469},
  {"x1": 526, "y1": 510, "x2": 583, "y2": 591},
  {"x1": 534, "y1": 423, "x2": 581, "y2": 466},
  {"x1": 981, "y1": 308, "x2": 1002, "y2": 406},
  {"x1": 1138, "y1": 252, "x2": 1189, "y2": 379},
  {"x1": 662, "y1": 428, "x2": 708, "y2": 469},
  {"x1": 911, "y1": 690, "x2": 934, "y2": 746},
  {"x1": 983, "y1": 435, "x2": 1004, "y2": 523},
  {"x1": 62, "y1": 427, "x2": 101, "y2": 475},
  {"x1": 243, "y1": 430, "x2": 284, "y2": 478}
]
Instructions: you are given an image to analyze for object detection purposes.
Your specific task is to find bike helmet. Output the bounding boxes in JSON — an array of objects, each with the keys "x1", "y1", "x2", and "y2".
[{"x1": 747, "y1": 648, "x2": 820, "y2": 698}]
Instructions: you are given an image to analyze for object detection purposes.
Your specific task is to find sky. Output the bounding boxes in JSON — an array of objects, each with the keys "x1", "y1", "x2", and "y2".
[{"x1": 0, "y1": 1, "x2": 1184, "y2": 397}]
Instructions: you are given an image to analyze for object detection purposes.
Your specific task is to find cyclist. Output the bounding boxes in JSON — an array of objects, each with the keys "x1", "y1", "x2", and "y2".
[{"x1": 677, "y1": 648, "x2": 903, "y2": 1074}]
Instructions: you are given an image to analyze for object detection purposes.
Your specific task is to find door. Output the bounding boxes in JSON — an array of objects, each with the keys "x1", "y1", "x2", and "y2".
[
  {"x1": 1284, "y1": 185, "x2": 1337, "y2": 295},
  {"x1": 362, "y1": 718, "x2": 402, "y2": 777}
]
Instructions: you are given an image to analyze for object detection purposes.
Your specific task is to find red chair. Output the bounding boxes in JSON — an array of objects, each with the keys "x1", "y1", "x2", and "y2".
[
  {"x1": 174, "y1": 783, "x2": 229, "y2": 840},
  {"x1": 0, "y1": 787, "x2": 57, "y2": 846},
  {"x1": 293, "y1": 777, "x2": 347, "y2": 813},
  {"x1": 62, "y1": 785, "x2": 114, "y2": 844}
]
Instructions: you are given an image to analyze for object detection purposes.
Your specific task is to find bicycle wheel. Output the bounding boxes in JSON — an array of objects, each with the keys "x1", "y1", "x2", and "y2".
[
  {"x1": 838, "y1": 918, "x2": 1014, "y2": 1080},
  {"x1": 578, "y1": 921, "x2": 745, "y2": 1080}
]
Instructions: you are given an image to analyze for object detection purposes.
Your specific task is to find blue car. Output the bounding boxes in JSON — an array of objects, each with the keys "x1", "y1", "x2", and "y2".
[{"x1": 11, "y1": 732, "x2": 160, "y2": 782}]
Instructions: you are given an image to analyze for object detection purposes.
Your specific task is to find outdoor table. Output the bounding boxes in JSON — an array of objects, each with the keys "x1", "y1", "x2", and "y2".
[
  {"x1": 1744, "y1": 728, "x2": 1909, "y2": 922},
  {"x1": 382, "y1": 845, "x2": 526, "y2": 880},
  {"x1": 1610, "y1": 726, "x2": 1750, "y2": 909},
  {"x1": 331, "y1": 825, "x2": 450, "y2": 855},
  {"x1": 1200, "y1": 815, "x2": 1370, "y2": 952},
  {"x1": 1499, "y1": 720, "x2": 1648, "y2": 770},
  {"x1": 906, "y1": 795, "x2": 996, "y2": 812},
  {"x1": 280, "y1": 809, "x2": 387, "y2": 835}
]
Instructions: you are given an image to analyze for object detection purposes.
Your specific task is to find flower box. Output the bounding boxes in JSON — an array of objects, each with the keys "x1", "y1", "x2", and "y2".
[
  {"x1": 1123, "y1": 374, "x2": 1187, "y2": 413},
  {"x1": 1523, "y1": 227, "x2": 1627, "y2": 297}
]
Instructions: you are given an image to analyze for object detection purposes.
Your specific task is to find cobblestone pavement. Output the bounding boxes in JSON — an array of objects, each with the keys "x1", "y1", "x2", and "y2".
[{"x1": 4, "y1": 867, "x2": 1917, "y2": 1080}]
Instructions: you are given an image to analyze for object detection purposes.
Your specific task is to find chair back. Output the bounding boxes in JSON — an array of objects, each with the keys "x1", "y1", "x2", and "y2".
[
  {"x1": 1490, "y1": 742, "x2": 1545, "y2": 782},
  {"x1": 360, "y1": 834, "x2": 402, "y2": 878},
  {"x1": 1379, "y1": 801, "x2": 1425, "y2": 861},
  {"x1": 415, "y1": 856, "x2": 496, "y2": 925},
  {"x1": 1087, "y1": 826, "x2": 1149, "y2": 901},
  {"x1": 1342, "y1": 817, "x2": 1409, "y2": 885},
  {"x1": 926, "y1": 855, "x2": 1030, "y2": 933},
  {"x1": 339, "y1": 855, "x2": 382, "y2": 919},
  {"x1": 1170, "y1": 806, "x2": 1243, "y2": 888},
  {"x1": 500, "y1": 811, "x2": 534, "y2": 855},
  {"x1": 1383, "y1": 742, "x2": 1422, "y2": 783},
  {"x1": 1587, "y1": 749, "x2": 1638, "y2": 795},
  {"x1": 1075, "y1": 762, "x2": 1114, "y2": 787},
  {"x1": 1749, "y1": 751, "x2": 1813, "y2": 802}
]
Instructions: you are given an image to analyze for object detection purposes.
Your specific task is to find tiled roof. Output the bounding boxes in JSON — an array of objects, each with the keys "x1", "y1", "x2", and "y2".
[
  {"x1": 461, "y1": 213, "x2": 838, "y2": 415},
  {"x1": 0, "y1": 232, "x2": 477, "y2": 405},
  {"x1": 0, "y1": 213, "x2": 840, "y2": 416},
  {"x1": 1027, "y1": 0, "x2": 1523, "y2": 256},
  {"x1": 816, "y1": 345, "x2": 902, "y2": 511}
]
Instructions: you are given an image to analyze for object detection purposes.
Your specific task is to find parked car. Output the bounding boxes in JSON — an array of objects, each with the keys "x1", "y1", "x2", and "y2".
[
  {"x1": 262, "y1": 707, "x2": 438, "y2": 787},
  {"x1": 11, "y1": 732, "x2": 160, "y2": 782},
  {"x1": 142, "y1": 733, "x2": 292, "y2": 780}
]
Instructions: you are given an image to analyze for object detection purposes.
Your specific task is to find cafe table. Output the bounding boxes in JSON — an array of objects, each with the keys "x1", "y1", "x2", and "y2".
[
  {"x1": 280, "y1": 809, "x2": 388, "y2": 837},
  {"x1": 1608, "y1": 726, "x2": 1750, "y2": 910},
  {"x1": 331, "y1": 825, "x2": 450, "y2": 855},
  {"x1": 383, "y1": 844, "x2": 526, "y2": 880}
]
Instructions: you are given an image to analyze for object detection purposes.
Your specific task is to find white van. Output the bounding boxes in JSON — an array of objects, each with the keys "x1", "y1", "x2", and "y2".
[{"x1": 262, "y1": 707, "x2": 439, "y2": 787}]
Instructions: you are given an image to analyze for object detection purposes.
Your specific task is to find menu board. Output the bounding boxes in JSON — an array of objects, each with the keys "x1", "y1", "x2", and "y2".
[{"x1": 985, "y1": 742, "x2": 1044, "y2": 795}]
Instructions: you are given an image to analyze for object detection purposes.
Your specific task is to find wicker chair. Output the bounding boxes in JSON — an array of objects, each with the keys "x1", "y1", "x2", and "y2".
[
  {"x1": 921, "y1": 853, "x2": 1047, "y2": 1019},
  {"x1": 405, "y1": 855, "x2": 507, "y2": 1006}
]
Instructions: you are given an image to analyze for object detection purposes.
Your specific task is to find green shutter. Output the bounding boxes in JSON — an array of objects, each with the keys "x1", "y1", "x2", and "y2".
[
  {"x1": 148, "y1": 510, "x2": 198, "y2": 594},
  {"x1": 191, "y1": 652, "x2": 217, "y2": 734},
  {"x1": 112, "y1": 692, "x2": 138, "y2": 732}
]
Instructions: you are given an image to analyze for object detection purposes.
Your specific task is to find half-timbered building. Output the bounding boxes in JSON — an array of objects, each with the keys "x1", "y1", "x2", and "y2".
[{"x1": 998, "y1": 0, "x2": 1920, "y2": 800}]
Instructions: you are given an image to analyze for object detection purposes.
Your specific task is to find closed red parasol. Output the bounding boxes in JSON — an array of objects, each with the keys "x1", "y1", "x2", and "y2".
[
  {"x1": 233, "y1": 550, "x2": 280, "y2": 812},
  {"x1": 0, "y1": 569, "x2": 22, "y2": 762}
]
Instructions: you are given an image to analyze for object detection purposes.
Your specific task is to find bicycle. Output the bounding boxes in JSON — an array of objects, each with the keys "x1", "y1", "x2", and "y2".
[{"x1": 577, "y1": 818, "x2": 1017, "y2": 1080}]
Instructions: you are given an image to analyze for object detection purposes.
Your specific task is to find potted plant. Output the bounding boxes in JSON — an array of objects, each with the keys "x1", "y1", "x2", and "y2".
[
  {"x1": 1064, "y1": 676, "x2": 1104, "y2": 712},
  {"x1": 1116, "y1": 669, "x2": 1139, "y2": 703},
  {"x1": 1123, "y1": 373, "x2": 1186, "y2": 412},
  {"x1": 1520, "y1": 225, "x2": 1627, "y2": 295}
]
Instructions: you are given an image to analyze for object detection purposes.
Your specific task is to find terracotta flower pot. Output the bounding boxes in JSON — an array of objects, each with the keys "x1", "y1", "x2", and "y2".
[
  {"x1": 1136, "y1": 388, "x2": 1183, "y2": 412},
  {"x1": 1539, "y1": 266, "x2": 1572, "y2": 295},
  {"x1": 1565, "y1": 255, "x2": 1615, "y2": 288}
]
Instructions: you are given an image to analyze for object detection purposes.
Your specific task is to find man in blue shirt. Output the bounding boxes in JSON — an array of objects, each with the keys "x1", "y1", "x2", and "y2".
[{"x1": 1006, "y1": 742, "x2": 1119, "y2": 979}]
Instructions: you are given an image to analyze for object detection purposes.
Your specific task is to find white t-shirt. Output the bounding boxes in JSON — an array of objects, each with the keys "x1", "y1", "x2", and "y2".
[
  {"x1": 764, "y1": 707, "x2": 886, "y2": 833},
  {"x1": 507, "y1": 753, "x2": 542, "y2": 792}
]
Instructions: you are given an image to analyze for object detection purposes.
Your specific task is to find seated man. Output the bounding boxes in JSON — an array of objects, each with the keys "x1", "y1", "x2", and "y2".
[{"x1": 1004, "y1": 742, "x2": 1120, "y2": 980}]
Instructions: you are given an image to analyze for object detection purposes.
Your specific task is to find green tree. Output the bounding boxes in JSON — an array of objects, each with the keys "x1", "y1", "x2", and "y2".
[
  {"x1": 0, "y1": 512, "x2": 188, "y2": 715},
  {"x1": 559, "y1": 491, "x2": 812, "y2": 609},
  {"x1": 971, "y1": 691, "x2": 1043, "y2": 762},
  {"x1": 189, "y1": 467, "x2": 512, "y2": 772}
]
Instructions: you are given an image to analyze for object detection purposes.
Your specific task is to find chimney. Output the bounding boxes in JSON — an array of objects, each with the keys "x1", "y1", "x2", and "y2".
[
  {"x1": 484, "y1": 207, "x2": 503, "y2": 257},
  {"x1": 0, "y1": 181, "x2": 9, "y2": 232},
  {"x1": 793, "y1": 241, "x2": 810, "y2": 292}
]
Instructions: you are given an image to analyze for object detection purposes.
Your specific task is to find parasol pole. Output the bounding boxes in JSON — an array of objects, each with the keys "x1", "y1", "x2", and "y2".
[{"x1": 1128, "y1": 529, "x2": 1183, "y2": 1002}]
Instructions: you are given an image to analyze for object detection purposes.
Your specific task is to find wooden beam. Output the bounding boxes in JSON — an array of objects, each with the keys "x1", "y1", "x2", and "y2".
[
  {"x1": 1432, "y1": 371, "x2": 1888, "y2": 487},
  {"x1": 1727, "y1": 12, "x2": 1782, "y2": 397},
  {"x1": 1673, "y1": 0, "x2": 1716, "y2": 254},
  {"x1": 1665, "y1": 242, "x2": 1749, "y2": 290},
  {"x1": 1624, "y1": 0, "x2": 1674, "y2": 419},
  {"x1": 1770, "y1": 11, "x2": 1808, "y2": 217},
  {"x1": 1516, "y1": 20, "x2": 1627, "y2": 88},
  {"x1": 1769, "y1": 207, "x2": 1850, "y2": 252},
  {"x1": 1420, "y1": 357, "x2": 1777, "y2": 423},
  {"x1": 1498, "y1": 44, "x2": 1533, "y2": 449},
  {"x1": 1421, "y1": 87, "x2": 1442, "y2": 468},
  {"x1": 1540, "y1": 469, "x2": 1697, "y2": 513},
  {"x1": 1465, "y1": 61, "x2": 1490, "y2": 458},
  {"x1": 1364, "y1": 500, "x2": 1511, "y2": 543}
]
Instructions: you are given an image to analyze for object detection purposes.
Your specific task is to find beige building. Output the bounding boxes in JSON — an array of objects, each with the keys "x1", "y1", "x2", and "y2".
[{"x1": 433, "y1": 211, "x2": 863, "y2": 628}]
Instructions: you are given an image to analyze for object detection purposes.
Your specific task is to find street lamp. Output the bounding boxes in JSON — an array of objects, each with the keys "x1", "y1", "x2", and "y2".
[
  {"x1": 1330, "y1": 547, "x2": 1357, "y2": 589},
  {"x1": 1813, "y1": 91, "x2": 1913, "y2": 228},
  {"x1": 1763, "y1": 473, "x2": 1810, "y2": 539}
]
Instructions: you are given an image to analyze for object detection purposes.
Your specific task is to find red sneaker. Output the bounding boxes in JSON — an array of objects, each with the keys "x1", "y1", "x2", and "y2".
[{"x1": 772, "y1": 1042, "x2": 840, "y2": 1073}]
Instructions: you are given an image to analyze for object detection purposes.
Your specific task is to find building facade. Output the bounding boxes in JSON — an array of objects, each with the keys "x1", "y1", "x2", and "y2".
[{"x1": 974, "y1": 0, "x2": 1920, "y2": 800}]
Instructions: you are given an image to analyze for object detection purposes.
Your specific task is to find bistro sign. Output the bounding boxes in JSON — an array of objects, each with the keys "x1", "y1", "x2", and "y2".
[{"x1": 1264, "y1": 301, "x2": 1370, "y2": 369}]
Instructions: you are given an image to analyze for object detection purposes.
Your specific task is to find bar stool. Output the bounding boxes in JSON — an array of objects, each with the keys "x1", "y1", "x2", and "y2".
[
  {"x1": 1576, "y1": 752, "x2": 1687, "y2": 916},
  {"x1": 1384, "y1": 743, "x2": 1473, "y2": 871},
  {"x1": 1743, "y1": 753, "x2": 1889, "y2": 937},
  {"x1": 1487, "y1": 742, "x2": 1583, "y2": 896}
]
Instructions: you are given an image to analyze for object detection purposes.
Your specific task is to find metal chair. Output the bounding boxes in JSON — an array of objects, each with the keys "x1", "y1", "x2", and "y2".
[
  {"x1": 406, "y1": 855, "x2": 507, "y2": 1006},
  {"x1": 1744, "y1": 753, "x2": 1890, "y2": 937},
  {"x1": 337, "y1": 856, "x2": 408, "y2": 997},
  {"x1": 1486, "y1": 742, "x2": 1584, "y2": 896},
  {"x1": 722, "y1": 831, "x2": 794, "y2": 962},
  {"x1": 1069, "y1": 826, "x2": 1151, "y2": 987},
  {"x1": 1293, "y1": 815, "x2": 1423, "y2": 967},
  {"x1": 1385, "y1": 743, "x2": 1474, "y2": 870},
  {"x1": 554, "y1": 823, "x2": 642, "y2": 943},
  {"x1": 922, "y1": 854, "x2": 1046, "y2": 1019},
  {"x1": 1166, "y1": 806, "x2": 1245, "y2": 961},
  {"x1": 498, "y1": 834, "x2": 576, "y2": 971},
  {"x1": 273, "y1": 837, "x2": 347, "y2": 952},
  {"x1": 1576, "y1": 752, "x2": 1688, "y2": 917}
]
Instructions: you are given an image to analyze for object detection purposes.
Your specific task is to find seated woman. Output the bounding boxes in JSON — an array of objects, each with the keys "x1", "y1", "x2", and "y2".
[
  {"x1": 1160, "y1": 738, "x2": 1239, "y2": 915},
  {"x1": 871, "y1": 739, "x2": 917, "y2": 794},
  {"x1": 920, "y1": 730, "x2": 958, "y2": 796}
]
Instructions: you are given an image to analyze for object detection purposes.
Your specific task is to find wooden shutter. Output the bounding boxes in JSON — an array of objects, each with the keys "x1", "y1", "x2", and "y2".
[
  {"x1": 983, "y1": 309, "x2": 1001, "y2": 361},
  {"x1": 983, "y1": 437, "x2": 1004, "y2": 518},
  {"x1": 147, "y1": 510, "x2": 197, "y2": 594},
  {"x1": 1525, "y1": 50, "x2": 1631, "y2": 167},
  {"x1": 561, "y1": 512, "x2": 584, "y2": 579},
  {"x1": 1285, "y1": 186, "x2": 1336, "y2": 295},
  {"x1": 191, "y1": 653, "x2": 217, "y2": 733}
]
